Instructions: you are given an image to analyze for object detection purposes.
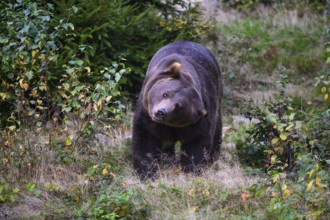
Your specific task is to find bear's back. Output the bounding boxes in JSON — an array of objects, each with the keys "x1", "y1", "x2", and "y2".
[{"x1": 148, "y1": 41, "x2": 220, "y2": 79}]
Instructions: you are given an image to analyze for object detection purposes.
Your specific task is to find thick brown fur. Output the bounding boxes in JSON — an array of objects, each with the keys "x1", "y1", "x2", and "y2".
[{"x1": 132, "y1": 41, "x2": 223, "y2": 179}]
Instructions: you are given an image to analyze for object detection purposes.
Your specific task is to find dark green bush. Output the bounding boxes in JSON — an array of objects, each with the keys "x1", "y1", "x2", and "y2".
[{"x1": 49, "y1": 0, "x2": 209, "y2": 94}]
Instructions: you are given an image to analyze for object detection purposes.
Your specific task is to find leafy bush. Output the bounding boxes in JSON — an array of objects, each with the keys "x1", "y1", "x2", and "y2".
[
  {"x1": 0, "y1": 0, "x2": 130, "y2": 129},
  {"x1": 235, "y1": 65, "x2": 330, "y2": 219},
  {"x1": 88, "y1": 189, "x2": 148, "y2": 220}
]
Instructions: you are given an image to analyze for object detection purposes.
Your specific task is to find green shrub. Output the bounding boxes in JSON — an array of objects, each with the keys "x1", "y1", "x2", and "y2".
[
  {"x1": 0, "y1": 178, "x2": 20, "y2": 203},
  {"x1": 236, "y1": 66, "x2": 330, "y2": 219},
  {"x1": 88, "y1": 189, "x2": 148, "y2": 220},
  {"x1": 0, "y1": 0, "x2": 129, "y2": 129}
]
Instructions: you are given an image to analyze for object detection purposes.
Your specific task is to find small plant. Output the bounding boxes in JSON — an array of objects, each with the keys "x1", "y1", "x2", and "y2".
[
  {"x1": 88, "y1": 189, "x2": 148, "y2": 220},
  {"x1": 0, "y1": 178, "x2": 19, "y2": 203}
]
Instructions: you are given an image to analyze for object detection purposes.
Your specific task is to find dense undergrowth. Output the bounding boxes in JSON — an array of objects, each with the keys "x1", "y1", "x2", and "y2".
[{"x1": 0, "y1": 0, "x2": 329, "y2": 219}]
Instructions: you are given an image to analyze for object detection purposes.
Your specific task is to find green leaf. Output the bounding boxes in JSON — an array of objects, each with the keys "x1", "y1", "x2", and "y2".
[
  {"x1": 295, "y1": 121, "x2": 302, "y2": 129},
  {"x1": 271, "y1": 154, "x2": 277, "y2": 165},
  {"x1": 285, "y1": 122, "x2": 294, "y2": 131},
  {"x1": 112, "y1": 62, "x2": 119, "y2": 68},
  {"x1": 0, "y1": 37, "x2": 9, "y2": 44},
  {"x1": 8, "y1": 73, "x2": 14, "y2": 79},
  {"x1": 26, "y1": 182, "x2": 37, "y2": 192},
  {"x1": 8, "y1": 125, "x2": 16, "y2": 131},
  {"x1": 272, "y1": 172, "x2": 279, "y2": 183},
  {"x1": 72, "y1": 6, "x2": 78, "y2": 14},
  {"x1": 63, "y1": 107, "x2": 72, "y2": 113},
  {"x1": 66, "y1": 68, "x2": 75, "y2": 74},
  {"x1": 41, "y1": 16, "x2": 50, "y2": 21},
  {"x1": 25, "y1": 71, "x2": 33, "y2": 80},
  {"x1": 271, "y1": 138, "x2": 279, "y2": 145},
  {"x1": 87, "y1": 165, "x2": 98, "y2": 177},
  {"x1": 326, "y1": 57, "x2": 330, "y2": 64},
  {"x1": 288, "y1": 113, "x2": 295, "y2": 121},
  {"x1": 69, "y1": 60, "x2": 83, "y2": 66},
  {"x1": 9, "y1": 195, "x2": 16, "y2": 202},
  {"x1": 115, "y1": 72, "x2": 122, "y2": 82}
]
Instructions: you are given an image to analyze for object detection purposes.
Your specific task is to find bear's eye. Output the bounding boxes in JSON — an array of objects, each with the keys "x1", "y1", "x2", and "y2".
[{"x1": 162, "y1": 92, "x2": 169, "y2": 99}]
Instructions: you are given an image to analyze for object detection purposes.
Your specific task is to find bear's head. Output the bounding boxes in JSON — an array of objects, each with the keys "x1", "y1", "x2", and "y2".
[{"x1": 143, "y1": 62, "x2": 207, "y2": 127}]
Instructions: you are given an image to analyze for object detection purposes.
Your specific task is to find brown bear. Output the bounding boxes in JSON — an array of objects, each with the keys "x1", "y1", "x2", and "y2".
[{"x1": 132, "y1": 41, "x2": 222, "y2": 179}]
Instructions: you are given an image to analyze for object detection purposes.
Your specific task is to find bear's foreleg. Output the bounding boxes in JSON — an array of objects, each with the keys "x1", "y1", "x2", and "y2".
[
  {"x1": 132, "y1": 121, "x2": 161, "y2": 179},
  {"x1": 180, "y1": 139, "x2": 211, "y2": 174}
]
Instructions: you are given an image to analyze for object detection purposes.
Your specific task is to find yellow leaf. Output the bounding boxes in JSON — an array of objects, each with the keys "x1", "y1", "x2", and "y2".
[
  {"x1": 97, "y1": 98, "x2": 103, "y2": 107},
  {"x1": 106, "y1": 96, "x2": 112, "y2": 102},
  {"x1": 203, "y1": 190, "x2": 210, "y2": 196},
  {"x1": 274, "y1": 146, "x2": 284, "y2": 154},
  {"x1": 84, "y1": 67, "x2": 91, "y2": 73},
  {"x1": 22, "y1": 83, "x2": 29, "y2": 91},
  {"x1": 110, "y1": 172, "x2": 116, "y2": 178},
  {"x1": 39, "y1": 85, "x2": 46, "y2": 91},
  {"x1": 283, "y1": 189, "x2": 293, "y2": 199},
  {"x1": 280, "y1": 133, "x2": 288, "y2": 141},
  {"x1": 65, "y1": 139, "x2": 72, "y2": 146},
  {"x1": 281, "y1": 183, "x2": 288, "y2": 191},
  {"x1": 102, "y1": 168, "x2": 108, "y2": 176},
  {"x1": 324, "y1": 93, "x2": 329, "y2": 101},
  {"x1": 309, "y1": 140, "x2": 316, "y2": 146},
  {"x1": 285, "y1": 123, "x2": 294, "y2": 131},
  {"x1": 315, "y1": 177, "x2": 321, "y2": 186},
  {"x1": 188, "y1": 189, "x2": 195, "y2": 196},
  {"x1": 306, "y1": 180, "x2": 314, "y2": 192},
  {"x1": 321, "y1": 87, "x2": 326, "y2": 94},
  {"x1": 60, "y1": 92, "x2": 68, "y2": 99},
  {"x1": 37, "y1": 99, "x2": 43, "y2": 105},
  {"x1": 0, "y1": 92, "x2": 7, "y2": 100},
  {"x1": 8, "y1": 125, "x2": 16, "y2": 131},
  {"x1": 271, "y1": 192, "x2": 278, "y2": 197},
  {"x1": 93, "y1": 103, "x2": 98, "y2": 111},
  {"x1": 189, "y1": 206, "x2": 198, "y2": 213},
  {"x1": 39, "y1": 54, "x2": 45, "y2": 60},
  {"x1": 19, "y1": 79, "x2": 29, "y2": 91},
  {"x1": 78, "y1": 94, "x2": 84, "y2": 100},
  {"x1": 31, "y1": 90, "x2": 37, "y2": 98},
  {"x1": 31, "y1": 50, "x2": 37, "y2": 58}
]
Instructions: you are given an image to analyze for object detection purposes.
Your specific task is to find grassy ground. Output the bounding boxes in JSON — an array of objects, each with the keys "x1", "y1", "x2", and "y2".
[{"x1": 1, "y1": 3, "x2": 329, "y2": 219}]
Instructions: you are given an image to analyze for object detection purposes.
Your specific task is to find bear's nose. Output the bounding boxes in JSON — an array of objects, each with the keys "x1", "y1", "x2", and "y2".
[{"x1": 155, "y1": 108, "x2": 167, "y2": 119}]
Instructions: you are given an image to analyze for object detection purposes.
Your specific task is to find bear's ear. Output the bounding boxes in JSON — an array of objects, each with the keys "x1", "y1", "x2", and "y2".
[{"x1": 165, "y1": 62, "x2": 181, "y2": 79}]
